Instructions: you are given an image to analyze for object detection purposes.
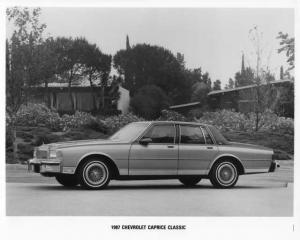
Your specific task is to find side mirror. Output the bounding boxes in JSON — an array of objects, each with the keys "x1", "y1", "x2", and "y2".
[{"x1": 139, "y1": 138, "x2": 152, "y2": 146}]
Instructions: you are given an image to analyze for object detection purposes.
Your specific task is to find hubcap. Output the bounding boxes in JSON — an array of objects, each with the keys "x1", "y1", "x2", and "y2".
[
  {"x1": 216, "y1": 163, "x2": 236, "y2": 185},
  {"x1": 83, "y1": 162, "x2": 108, "y2": 187}
]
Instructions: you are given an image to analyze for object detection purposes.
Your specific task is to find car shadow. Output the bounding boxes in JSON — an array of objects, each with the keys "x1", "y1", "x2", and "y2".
[{"x1": 26, "y1": 183, "x2": 286, "y2": 191}]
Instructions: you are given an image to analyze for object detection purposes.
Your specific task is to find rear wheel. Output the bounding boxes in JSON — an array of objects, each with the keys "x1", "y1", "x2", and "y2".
[
  {"x1": 210, "y1": 160, "x2": 239, "y2": 188},
  {"x1": 55, "y1": 174, "x2": 78, "y2": 187},
  {"x1": 179, "y1": 176, "x2": 201, "y2": 187},
  {"x1": 78, "y1": 159, "x2": 111, "y2": 190}
]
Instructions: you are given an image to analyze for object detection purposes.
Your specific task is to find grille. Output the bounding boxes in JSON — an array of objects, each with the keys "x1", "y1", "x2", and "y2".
[{"x1": 36, "y1": 150, "x2": 48, "y2": 159}]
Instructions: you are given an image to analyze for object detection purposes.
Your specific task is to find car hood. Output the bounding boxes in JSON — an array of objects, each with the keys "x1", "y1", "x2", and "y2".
[
  {"x1": 38, "y1": 139, "x2": 129, "y2": 150},
  {"x1": 229, "y1": 142, "x2": 273, "y2": 151}
]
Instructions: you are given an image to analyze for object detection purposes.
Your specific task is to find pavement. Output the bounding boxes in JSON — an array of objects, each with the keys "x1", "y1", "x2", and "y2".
[{"x1": 6, "y1": 161, "x2": 294, "y2": 216}]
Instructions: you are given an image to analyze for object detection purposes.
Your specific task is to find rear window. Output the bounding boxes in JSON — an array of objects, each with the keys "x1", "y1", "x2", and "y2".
[{"x1": 208, "y1": 126, "x2": 230, "y2": 145}]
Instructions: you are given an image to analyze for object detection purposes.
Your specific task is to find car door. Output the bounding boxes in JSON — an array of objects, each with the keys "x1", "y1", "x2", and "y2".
[
  {"x1": 178, "y1": 125, "x2": 219, "y2": 175},
  {"x1": 129, "y1": 123, "x2": 178, "y2": 175}
]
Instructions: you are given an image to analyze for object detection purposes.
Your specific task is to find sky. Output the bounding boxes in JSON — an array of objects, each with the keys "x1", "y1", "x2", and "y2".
[{"x1": 7, "y1": 7, "x2": 294, "y2": 87}]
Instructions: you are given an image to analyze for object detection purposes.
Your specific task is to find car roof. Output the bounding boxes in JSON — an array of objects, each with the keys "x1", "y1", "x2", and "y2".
[{"x1": 134, "y1": 121, "x2": 212, "y2": 127}]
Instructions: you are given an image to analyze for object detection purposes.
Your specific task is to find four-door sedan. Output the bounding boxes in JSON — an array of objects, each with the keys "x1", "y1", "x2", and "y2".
[{"x1": 28, "y1": 121, "x2": 279, "y2": 189}]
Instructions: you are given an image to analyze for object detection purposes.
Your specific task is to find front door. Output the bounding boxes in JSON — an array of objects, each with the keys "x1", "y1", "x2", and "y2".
[
  {"x1": 178, "y1": 125, "x2": 218, "y2": 175},
  {"x1": 129, "y1": 123, "x2": 178, "y2": 175}
]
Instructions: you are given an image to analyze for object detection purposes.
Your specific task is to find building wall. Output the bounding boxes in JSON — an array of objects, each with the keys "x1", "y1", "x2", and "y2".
[{"x1": 117, "y1": 86, "x2": 130, "y2": 114}]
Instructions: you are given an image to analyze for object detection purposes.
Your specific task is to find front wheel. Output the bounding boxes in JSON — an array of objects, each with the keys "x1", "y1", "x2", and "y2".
[
  {"x1": 78, "y1": 159, "x2": 111, "y2": 190},
  {"x1": 210, "y1": 161, "x2": 239, "y2": 188},
  {"x1": 179, "y1": 176, "x2": 201, "y2": 187},
  {"x1": 55, "y1": 174, "x2": 78, "y2": 187}
]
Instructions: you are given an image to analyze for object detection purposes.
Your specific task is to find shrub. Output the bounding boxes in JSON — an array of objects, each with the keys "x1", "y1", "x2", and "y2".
[
  {"x1": 130, "y1": 85, "x2": 169, "y2": 120},
  {"x1": 104, "y1": 113, "x2": 144, "y2": 133},
  {"x1": 196, "y1": 109, "x2": 294, "y2": 134},
  {"x1": 60, "y1": 111, "x2": 95, "y2": 130},
  {"x1": 15, "y1": 103, "x2": 61, "y2": 130},
  {"x1": 157, "y1": 109, "x2": 187, "y2": 121}
]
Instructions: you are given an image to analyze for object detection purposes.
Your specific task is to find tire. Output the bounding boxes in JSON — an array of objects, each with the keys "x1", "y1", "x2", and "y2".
[
  {"x1": 179, "y1": 176, "x2": 201, "y2": 187},
  {"x1": 55, "y1": 174, "x2": 78, "y2": 187},
  {"x1": 210, "y1": 160, "x2": 239, "y2": 188},
  {"x1": 78, "y1": 159, "x2": 111, "y2": 190}
]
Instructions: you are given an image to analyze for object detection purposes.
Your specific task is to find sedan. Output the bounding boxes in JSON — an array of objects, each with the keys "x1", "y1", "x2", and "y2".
[{"x1": 28, "y1": 121, "x2": 279, "y2": 189}]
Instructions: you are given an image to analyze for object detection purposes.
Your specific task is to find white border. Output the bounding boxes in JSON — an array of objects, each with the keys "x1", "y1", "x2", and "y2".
[{"x1": 0, "y1": 1, "x2": 299, "y2": 240}]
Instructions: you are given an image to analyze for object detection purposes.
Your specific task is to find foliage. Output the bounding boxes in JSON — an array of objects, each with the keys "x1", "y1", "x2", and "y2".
[
  {"x1": 15, "y1": 103, "x2": 61, "y2": 130},
  {"x1": 6, "y1": 7, "x2": 47, "y2": 116},
  {"x1": 235, "y1": 67, "x2": 255, "y2": 87},
  {"x1": 113, "y1": 43, "x2": 190, "y2": 104},
  {"x1": 225, "y1": 78, "x2": 235, "y2": 89},
  {"x1": 196, "y1": 109, "x2": 294, "y2": 135},
  {"x1": 212, "y1": 80, "x2": 221, "y2": 90},
  {"x1": 157, "y1": 110, "x2": 187, "y2": 121},
  {"x1": 130, "y1": 85, "x2": 169, "y2": 120},
  {"x1": 188, "y1": 68, "x2": 212, "y2": 106},
  {"x1": 104, "y1": 113, "x2": 144, "y2": 133},
  {"x1": 277, "y1": 32, "x2": 295, "y2": 71}
]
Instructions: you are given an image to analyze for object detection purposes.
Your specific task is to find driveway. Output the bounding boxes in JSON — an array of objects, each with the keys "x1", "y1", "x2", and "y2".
[{"x1": 6, "y1": 161, "x2": 293, "y2": 216}]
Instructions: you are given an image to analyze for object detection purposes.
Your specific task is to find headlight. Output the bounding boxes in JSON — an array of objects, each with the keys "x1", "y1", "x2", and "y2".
[{"x1": 49, "y1": 149, "x2": 57, "y2": 159}]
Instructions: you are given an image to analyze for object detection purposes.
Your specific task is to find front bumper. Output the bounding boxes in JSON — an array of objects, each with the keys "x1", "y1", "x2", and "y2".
[{"x1": 28, "y1": 158, "x2": 61, "y2": 174}]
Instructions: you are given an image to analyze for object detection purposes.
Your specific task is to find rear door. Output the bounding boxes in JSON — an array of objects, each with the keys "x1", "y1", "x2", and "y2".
[
  {"x1": 129, "y1": 123, "x2": 178, "y2": 175},
  {"x1": 178, "y1": 125, "x2": 218, "y2": 175}
]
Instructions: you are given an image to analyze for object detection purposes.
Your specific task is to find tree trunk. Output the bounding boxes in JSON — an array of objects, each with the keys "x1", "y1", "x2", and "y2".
[
  {"x1": 101, "y1": 86, "x2": 105, "y2": 109},
  {"x1": 68, "y1": 79, "x2": 75, "y2": 113},
  {"x1": 89, "y1": 74, "x2": 97, "y2": 111},
  {"x1": 12, "y1": 125, "x2": 18, "y2": 163}
]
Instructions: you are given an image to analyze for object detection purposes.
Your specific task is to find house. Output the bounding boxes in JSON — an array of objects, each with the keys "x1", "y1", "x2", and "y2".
[
  {"x1": 30, "y1": 82, "x2": 130, "y2": 114},
  {"x1": 169, "y1": 102, "x2": 201, "y2": 115},
  {"x1": 208, "y1": 79, "x2": 294, "y2": 117}
]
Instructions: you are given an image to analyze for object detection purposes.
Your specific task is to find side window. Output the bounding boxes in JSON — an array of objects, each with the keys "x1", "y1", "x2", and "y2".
[
  {"x1": 142, "y1": 125, "x2": 175, "y2": 144},
  {"x1": 180, "y1": 125, "x2": 205, "y2": 144},
  {"x1": 201, "y1": 127, "x2": 214, "y2": 144}
]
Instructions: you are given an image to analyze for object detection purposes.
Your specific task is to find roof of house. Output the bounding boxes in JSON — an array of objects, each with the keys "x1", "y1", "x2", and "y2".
[
  {"x1": 169, "y1": 101, "x2": 201, "y2": 109},
  {"x1": 208, "y1": 79, "x2": 293, "y2": 96}
]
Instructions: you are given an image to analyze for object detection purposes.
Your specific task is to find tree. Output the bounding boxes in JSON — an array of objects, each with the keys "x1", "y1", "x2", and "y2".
[
  {"x1": 225, "y1": 78, "x2": 235, "y2": 89},
  {"x1": 6, "y1": 7, "x2": 47, "y2": 162},
  {"x1": 277, "y1": 32, "x2": 294, "y2": 71},
  {"x1": 234, "y1": 67, "x2": 255, "y2": 87},
  {"x1": 113, "y1": 44, "x2": 190, "y2": 104},
  {"x1": 280, "y1": 66, "x2": 284, "y2": 80},
  {"x1": 82, "y1": 43, "x2": 112, "y2": 109},
  {"x1": 130, "y1": 85, "x2": 169, "y2": 119},
  {"x1": 247, "y1": 26, "x2": 277, "y2": 131},
  {"x1": 212, "y1": 80, "x2": 221, "y2": 90},
  {"x1": 187, "y1": 68, "x2": 212, "y2": 108}
]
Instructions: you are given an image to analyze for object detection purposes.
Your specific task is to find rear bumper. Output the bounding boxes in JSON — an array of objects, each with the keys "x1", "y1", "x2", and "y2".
[
  {"x1": 269, "y1": 161, "x2": 280, "y2": 172},
  {"x1": 28, "y1": 158, "x2": 61, "y2": 174}
]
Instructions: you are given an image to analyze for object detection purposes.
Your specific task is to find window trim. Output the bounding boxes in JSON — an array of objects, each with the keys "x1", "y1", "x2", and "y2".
[
  {"x1": 200, "y1": 126, "x2": 215, "y2": 145},
  {"x1": 178, "y1": 124, "x2": 207, "y2": 145},
  {"x1": 137, "y1": 123, "x2": 176, "y2": 145}
]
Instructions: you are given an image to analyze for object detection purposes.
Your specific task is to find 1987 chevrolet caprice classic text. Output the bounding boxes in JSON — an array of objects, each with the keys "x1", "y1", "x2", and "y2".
[{"x1": 28, "y1": 121, "x2": 279, "y2": 189}]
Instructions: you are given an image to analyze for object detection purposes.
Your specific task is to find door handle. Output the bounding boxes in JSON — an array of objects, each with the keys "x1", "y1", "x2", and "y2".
[
  {"x1": 207, "y1": 146, "x2": 213, "y2": 149},
  {"x1": 167, "y1": 145, "x2": 175, "y2": 148}
]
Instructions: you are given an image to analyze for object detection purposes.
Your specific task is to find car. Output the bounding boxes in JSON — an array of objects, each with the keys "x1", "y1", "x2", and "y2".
[{"x1": 28, "y1": 121, "x2": 279, "y2": 189}]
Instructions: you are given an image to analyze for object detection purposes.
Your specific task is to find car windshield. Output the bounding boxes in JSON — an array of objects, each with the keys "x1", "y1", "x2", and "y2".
[
  {"x1": 109, "y1": 122, "x2": 150, "y2": 142},
  {"x1": 208, "y1": 125, "x2": 230, "y2": 145}
]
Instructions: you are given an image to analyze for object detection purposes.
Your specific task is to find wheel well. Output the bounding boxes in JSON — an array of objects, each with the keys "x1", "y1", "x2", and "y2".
[
  {"x1": 209, "y1": 156, "x2": 245, "y2": 175},
  {"x1": 75, "y1": 154, "x2": 120, "y2": 179}
]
